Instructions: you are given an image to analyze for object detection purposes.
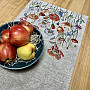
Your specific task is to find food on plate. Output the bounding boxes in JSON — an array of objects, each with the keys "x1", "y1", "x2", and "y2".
[
  {"x1": 17, "y1": 43, "x2": 36, "y2": 60},
  {"x1": 0, "y1": 43, "x2": 16, "y2": 63},
  {"x1": 1, "y1": 29, "x2": 10, "y2": 43},
  {"x1": 18, "y1": 21, "x2": 34, "y2": 36},
  {"x1": 0, "y1": 21, "x2": 42, "y2": 66},
  {"x1": 9, "y1": 25, "x2": 30, "y2": 46}
]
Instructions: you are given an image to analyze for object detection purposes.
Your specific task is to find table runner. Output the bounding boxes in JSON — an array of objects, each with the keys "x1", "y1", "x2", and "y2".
[{"x1": 0, "y1": 0, "x2": 88, "y2": 90}]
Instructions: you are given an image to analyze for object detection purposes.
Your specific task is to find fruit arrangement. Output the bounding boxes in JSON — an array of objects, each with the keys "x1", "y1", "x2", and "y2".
[{"x1": 0, "y1": 21, "x2": 36, "y2": 64}]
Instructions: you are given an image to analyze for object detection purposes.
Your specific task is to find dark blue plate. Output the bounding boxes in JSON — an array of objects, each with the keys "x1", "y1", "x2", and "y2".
[{"x1": 0, "y1": 21, "x2": 44, "y2": 70}]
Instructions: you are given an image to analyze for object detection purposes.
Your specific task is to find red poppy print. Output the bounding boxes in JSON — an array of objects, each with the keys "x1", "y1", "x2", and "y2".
[
  {"x1": 62, "y1": 22, "x2": 71, "y2": 28},
  {"x1": 39, "y1": 12, "x2": 45, "y2": 16},
  {"x1": 29, "y1": 14, "x2": 39, "y2": 20},
  {"x1": 51, "y1": 24, "x2": 55, "y2": 29},
  {"x1": 57, "y1": 26, "x2": 64, "y2": 34},
  {"x1": 43, "y1": 16, "x2": 48, "y2": 19},
  {"x1": 47, "y1": 44, "x2": 64, "y2": 60},
  {"x1": 49, "y1": 14, "x2": 60, "y2": 21},
  {"x1": 71, "y1": 39, "x2": 78, "y2": 43},
  {"x1": 42, "y1": 9, "x2": 49, "y2": 13}
]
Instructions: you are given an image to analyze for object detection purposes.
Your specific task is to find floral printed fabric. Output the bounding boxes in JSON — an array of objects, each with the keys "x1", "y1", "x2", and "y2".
[
  {"x1": 16, "y1": 0, "x2": 88, "y2": 60},
  {"x1": 14, "y1": 0, "x2": 88, "y2": 89}
]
